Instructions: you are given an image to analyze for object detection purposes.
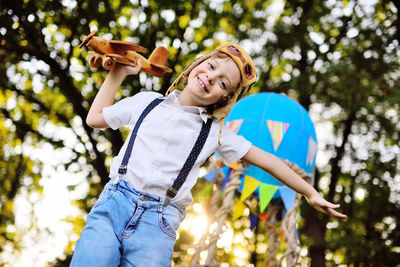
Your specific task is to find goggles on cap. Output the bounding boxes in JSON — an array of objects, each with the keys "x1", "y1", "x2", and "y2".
[{"x1": 216, "y1": 42, "x2": 257, "y2": 90}]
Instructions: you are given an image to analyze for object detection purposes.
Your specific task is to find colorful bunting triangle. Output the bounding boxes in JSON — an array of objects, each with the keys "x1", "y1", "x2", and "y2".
[
  {"x1": 227, "y1": 161, "x2": 239, "y2": 170},
  {"x1": 249, "y1": 213, "x2": 259, "y2": 230},
  {"x1": 259, "y1": 184, "x2": 278, "y2": 213},
  {"x1": 306, "y1": 136, "x2": 318, "y2": 166},
  {"x1": 259, "y1": 212, "x2": 268, "y2": 221},
  {"x1": 232, "y1": 199, "x2": 247, "y2": 220},
  {"x1": 193, "y1": 184, "x2": 213, "y2": 201},
  {"x1": 226, "y1": 119, "x2": 244, "y2": 133},
  {"x1": 267, "y1": 120, "x2": 290, "y2": 151},
  {"x1": 275, "y1": 207, "x2": 284, "y2": 222},
  {"x1": 240, "y1": 176, "x2": 261, "y2": 202},
  {"x1": 280, "y1": 229, "x2": 285, "y2": 241},
  {"x1": 279, "y1": 186, "x2": 297, "y2": 211},
  {"x1": 203, "y1": 168, "x2": 217, "y2": 182}
]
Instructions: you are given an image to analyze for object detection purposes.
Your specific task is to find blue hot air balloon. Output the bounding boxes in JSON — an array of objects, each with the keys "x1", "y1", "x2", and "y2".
[{"x1": 214, "y1": 92, "x2": 318, "y2": 212}]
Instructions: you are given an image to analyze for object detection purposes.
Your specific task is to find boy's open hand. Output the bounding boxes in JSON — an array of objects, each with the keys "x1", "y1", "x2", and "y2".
[
  {"x1": 112, "y1": 59, "x2": 142, "y2": 77},
  {"x1": 305, "y1": 193, "x2": 347, "y2": 219}
]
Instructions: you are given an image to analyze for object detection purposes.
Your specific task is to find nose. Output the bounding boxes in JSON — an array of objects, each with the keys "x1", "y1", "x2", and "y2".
[{"x1": 206, "y1": 72, "x2": 217, "y2": 85}]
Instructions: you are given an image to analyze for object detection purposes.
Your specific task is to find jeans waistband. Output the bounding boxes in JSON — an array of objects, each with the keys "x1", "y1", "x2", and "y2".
[{"x1": 111, "y1": 177, "x2": 184, "y2": 213}]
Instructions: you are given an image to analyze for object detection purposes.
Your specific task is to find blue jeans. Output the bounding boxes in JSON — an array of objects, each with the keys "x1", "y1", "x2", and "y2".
[{"x1": 70, "y1": 178, "x2": 185, "y2": 267}]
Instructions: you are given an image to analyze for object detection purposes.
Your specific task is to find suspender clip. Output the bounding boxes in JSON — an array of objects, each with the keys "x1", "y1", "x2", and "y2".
[
  {"x1": 118, "y1": 165, "x2": 127, "y2": 175},
  {"x1": 166, "y1": 187, "x2": 177, "y2": 198},
  {"x1": 164, "y1": 187, "x2": 177, "y2": 207},
  {"x1": 163, "y1": 197, "x2": 170, "y2": 207}
]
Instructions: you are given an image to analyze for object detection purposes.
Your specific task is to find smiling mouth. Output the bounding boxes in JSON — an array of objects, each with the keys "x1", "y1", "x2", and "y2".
[{"x1": 198, "y1": 77, "x2": 208, "y2": 93}]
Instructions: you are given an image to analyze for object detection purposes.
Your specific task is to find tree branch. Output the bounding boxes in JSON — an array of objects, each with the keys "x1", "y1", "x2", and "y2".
[
  {"x1": 0, "y1": 108, "x2": 64, "y2": 148},
  {"x1": 327, "y1": 109, "x2": 357, "y2": 202},
  {"x1": 0, "y1": 80, "x2": 90, "y2": 155}
]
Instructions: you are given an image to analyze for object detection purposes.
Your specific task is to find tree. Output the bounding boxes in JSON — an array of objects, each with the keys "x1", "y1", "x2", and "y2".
[
  {"x1": 0, "y1": 0, "x2": 264, "y2": 264},
  {"x1": 0, "y1": 0, "x2": 399, "y2": 266},
  {"x1": 259, "y1": 0, "x2": 400, "y2": 265}
]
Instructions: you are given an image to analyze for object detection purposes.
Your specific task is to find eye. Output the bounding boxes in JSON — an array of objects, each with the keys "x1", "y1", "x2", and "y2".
[
  {"x1": 208, "y1": 62, "x2": 215, "y2": 70},
  {"x1": 220, "y1": 79, "x2": 226, "y2": 89}
]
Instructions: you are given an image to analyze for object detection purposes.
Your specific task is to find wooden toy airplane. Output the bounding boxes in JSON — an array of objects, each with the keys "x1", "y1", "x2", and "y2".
[{"x1": 79, "y1": 30, "x2": 172, "y2": 77}]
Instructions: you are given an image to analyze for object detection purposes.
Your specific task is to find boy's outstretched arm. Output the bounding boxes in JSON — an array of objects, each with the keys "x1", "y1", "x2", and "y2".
[
  {"x1": 86, "y1": 61, "x2": 142, "y2": 128},
  {"x1": 242, "y1": 145, "x2": 347, "y2": 219}
]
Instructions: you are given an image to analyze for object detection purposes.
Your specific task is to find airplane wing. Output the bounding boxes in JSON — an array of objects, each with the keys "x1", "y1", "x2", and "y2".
[
  {"x1": 150, "y1": 62, "x2": 172, "y2": 73},
  {"x1": 104, "y1": 53, "x2": 137, "y2": 65},
  {"x1": 108, "y1": 40, "x2": 147, "y2": 54}
]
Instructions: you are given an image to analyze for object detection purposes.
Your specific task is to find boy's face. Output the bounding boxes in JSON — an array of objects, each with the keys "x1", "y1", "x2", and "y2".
[{"x1": 185, "y1": 57, "x2": 241, "y2": 107}]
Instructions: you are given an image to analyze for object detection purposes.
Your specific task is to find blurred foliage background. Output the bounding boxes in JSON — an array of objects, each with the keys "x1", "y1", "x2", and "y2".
[{"x1": 0, "y1": 0, "x2": 400, "y2": 266}]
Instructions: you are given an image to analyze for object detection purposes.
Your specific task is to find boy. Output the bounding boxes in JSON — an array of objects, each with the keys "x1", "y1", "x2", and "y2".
[{"x1": 71, "y1": 43, "x2": 346, "y2": 267}]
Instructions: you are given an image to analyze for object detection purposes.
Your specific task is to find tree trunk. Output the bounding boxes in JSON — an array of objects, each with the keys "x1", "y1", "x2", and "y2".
[{"x1": 303, "y1": 169, "x2": 327, "y2": 267}]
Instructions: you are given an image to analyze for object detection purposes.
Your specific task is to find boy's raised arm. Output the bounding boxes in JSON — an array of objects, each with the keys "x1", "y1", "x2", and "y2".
[
  {"x1": 242, "y1": 145, "x2": 347, "y2": 219},
  {"x1": 86, "y1": 61, "x2": 142, "y2": 128}
]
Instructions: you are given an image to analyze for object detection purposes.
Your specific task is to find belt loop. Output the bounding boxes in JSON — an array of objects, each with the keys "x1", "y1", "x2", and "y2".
[
  {"x1": 113, "y1": 175, "x2": 121, "y2": 184},
  {"x1": 158, "y1": 200, "x2": 164, "y2": 213}
]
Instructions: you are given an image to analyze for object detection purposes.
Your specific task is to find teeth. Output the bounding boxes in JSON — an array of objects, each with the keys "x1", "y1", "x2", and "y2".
[{"x1": 199, "y1": 78, "x2": 206, "y2": 91}]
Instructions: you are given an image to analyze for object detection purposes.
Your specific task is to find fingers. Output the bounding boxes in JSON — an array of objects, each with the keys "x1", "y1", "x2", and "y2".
[
  {"x1": 330, "y1": 203, "x2": 340, "y2": 209},
  {"x1": 326, "y1": 207, "x2": 347, "y2": 219},
  {"x1": 123, "y1": 59, "x2": 142, "y2": 75},
  {"x1": 135, "y1": 59, "x2": 142, "y2": 71},
  {"x1": 309, "y1": 196, "x2": 347, "y2": 219},
  {"x1": 321, "y1": 201, "x2": 347, "y2": 219},
  {"x1": 112, "y1": 59, "x2": 142, "y2": 76}
]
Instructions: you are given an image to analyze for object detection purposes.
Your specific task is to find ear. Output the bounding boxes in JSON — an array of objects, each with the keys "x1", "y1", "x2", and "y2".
[{"x1": 218, "y1": 92, "x2": 231, "y2": 107}]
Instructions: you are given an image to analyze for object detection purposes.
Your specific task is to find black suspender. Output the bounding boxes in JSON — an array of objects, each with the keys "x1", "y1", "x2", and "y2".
[
  {"x1": 118, "y1": 98, "x2": 164, "y2": 176},
  {"x1": 116, "y1": 97, "x2": 212, "y2": 207},
  {"x1": 165, "y1": 118, "x2": 212, "y2": 206}
]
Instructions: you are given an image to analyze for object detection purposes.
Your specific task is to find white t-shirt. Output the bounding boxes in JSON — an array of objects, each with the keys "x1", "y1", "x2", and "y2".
[{"x1": 103, "y1": 90, "x2": 251, "y2": 208}]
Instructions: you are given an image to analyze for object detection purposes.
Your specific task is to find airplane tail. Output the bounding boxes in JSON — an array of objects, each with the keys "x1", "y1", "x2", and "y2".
[
  {"x1": 148, "y1": 47, "x2": 173, "y2": 76},
  {"x1": 149, "y1": 47, "x2": 168, "y2": 66}
]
